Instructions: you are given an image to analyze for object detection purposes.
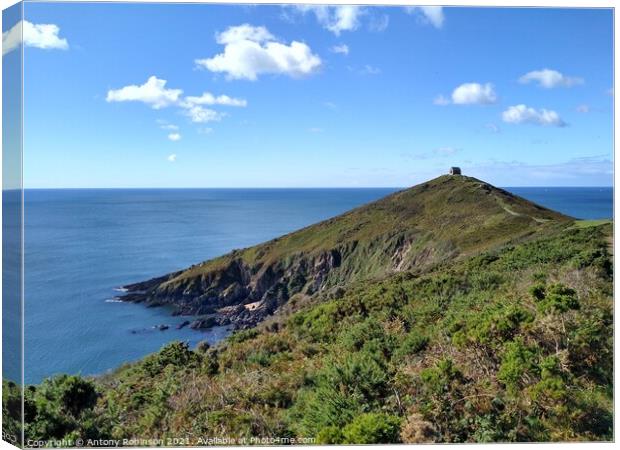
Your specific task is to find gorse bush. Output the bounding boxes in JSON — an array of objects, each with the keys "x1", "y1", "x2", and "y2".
[
  {"x1": 4, "y1": 375, "x2": 110, "y2": 442},
  {"x1": 497, "y1": 338, "x2": 538, "y2": 395},
  {"x1": 142, "y1": 342, "x2": 200, "y2": 376},
  {"x1": 450, "y1": 303, "x2": 534, "y2": 349},
  {"x1": 418, "y1": 359, "x2": 470, "y2": 442},
  {"x1": 535, "y1": 284, "x2": 579, "y2": 314},
  {"x1": 341, "y1": 413, "x2": 402, "y2": 444},
  {"x1": 393, "y1": 332, "x2": 429, "y2": 360}
]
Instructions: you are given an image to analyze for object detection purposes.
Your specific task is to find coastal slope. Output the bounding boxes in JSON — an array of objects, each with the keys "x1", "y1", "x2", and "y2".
[
  {"x1": 4, "y1": 176, "x2": 612, "y2": 444},
  {"x1": 119, "y1": 175, "x2": 570, "y2": 327}
]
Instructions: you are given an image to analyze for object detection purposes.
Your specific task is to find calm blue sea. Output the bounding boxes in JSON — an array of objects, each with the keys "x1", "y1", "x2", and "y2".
[
  {"x1": 506, "y1": 187, "x2": 613, "y2": 221},
  {"x1": 10, "y1": 187, "x2": 613, "y2": 383}
]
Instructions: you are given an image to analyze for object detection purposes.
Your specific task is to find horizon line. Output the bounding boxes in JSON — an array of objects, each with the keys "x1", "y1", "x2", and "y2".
[{"x1": 9, "y1": 185, "x2": 615, "y2": 190}]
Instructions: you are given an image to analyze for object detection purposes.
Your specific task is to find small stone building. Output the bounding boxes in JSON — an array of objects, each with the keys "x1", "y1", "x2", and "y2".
[{"x1": 449, "y1": 167, "x2": 462, "y2": 175}]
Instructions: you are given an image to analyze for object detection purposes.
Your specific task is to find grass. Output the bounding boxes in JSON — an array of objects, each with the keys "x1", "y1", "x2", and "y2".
[{"x1": 572, "y1": 219, "x2": 612, "y2": 229}]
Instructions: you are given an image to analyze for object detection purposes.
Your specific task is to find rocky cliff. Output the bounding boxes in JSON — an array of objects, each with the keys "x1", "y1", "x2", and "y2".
[{"x1": 118, "y1": 175, "x2": 571, "y2": 328}]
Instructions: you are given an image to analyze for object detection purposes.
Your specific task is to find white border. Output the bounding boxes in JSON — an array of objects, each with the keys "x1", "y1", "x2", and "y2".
[{"x1": 0, "y1": 1, "x2": 616, "y2": 450}]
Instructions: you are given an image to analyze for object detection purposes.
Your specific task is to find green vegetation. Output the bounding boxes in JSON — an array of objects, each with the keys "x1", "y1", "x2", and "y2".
[
  {"x1": 3, "y1": 375, "x2": 110, "y2": 445},
  {"x1": 572, "y1": 219, "x2": 612, "y2": 229},
  {"x1": 3, "y1": 177, "x2": 612, "y2": 444}
]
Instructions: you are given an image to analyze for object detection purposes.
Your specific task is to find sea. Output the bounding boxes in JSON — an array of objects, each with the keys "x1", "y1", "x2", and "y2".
[{"x1": 2, "y1": 187, "x2": 613, "y2": 384}]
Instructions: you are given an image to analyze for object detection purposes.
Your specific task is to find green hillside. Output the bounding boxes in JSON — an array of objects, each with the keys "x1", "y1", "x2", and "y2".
[
  {"x1": 118, "y1": 175, "x2": 571, "y2": 326},
  {"x1": 3, "y1": 176, "x2": 612, "y2": 445}
]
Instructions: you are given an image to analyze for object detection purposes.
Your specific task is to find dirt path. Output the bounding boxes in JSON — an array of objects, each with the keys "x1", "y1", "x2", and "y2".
[{"x1": 496, "y1": 196, "x2": 548, "y2": 223}]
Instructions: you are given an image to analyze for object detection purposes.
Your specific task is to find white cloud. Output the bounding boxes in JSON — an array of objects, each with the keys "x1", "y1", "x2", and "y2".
[
  {"x1": 216, "y1": 23, "x2": 275, "y2": 45},
  {"x1": 182, "y1": 92, "x2": 247, "y2": 107},
  {"x1": 469, "y1": 156, "x2": 611, "y2": 186},
  {"x1": 23, "y1": 21, "x2": 69, "y2": 51},
  {"x1": 330, "y1": 44, "x2": 349, "y2": 55},
  {"x1": 3, "y1": 20, "x2": 69, "y2": 55},
  {"x1": 195, "y1": 24, "x2": 321, "y2": 81},
  {"x1": 576, "y1": 104, "x2": 590, "y2": 113},
  {"x1": 106, "y1": 76, "x2": 183, "y2": 109},
  {"x1": 167, "y1": 154, "x2": 177, "y2": 162},
  {"x1": 402, "y1": 146, "x2": 461, "y2": 161},
  {"x1": 308, "y1": 127, "x2": 323, "y2": 133},
  {"x1": 433, "y1": 94, "x2": 450, "y2": 106},
  {"x1": 295, "y1": 5, "x2": 364, "y2": 35},
  {"x1": 2, "y1": 22, "x2": 22, "y2": 55},
  {"x1": 184, "y1": 105, "x2": 225, "y2": 124},
  {"x1": 108, "y1": 78, "x2": 244, "y2": 132},
  {"x1": 485, "y1": 123, "x2": 501, "y2": 133},
  {"x1": 518, "y1": 69, "x2": 584, "y2": 88},
  {"x1": 369, "y1": 14, "x2": 390, "y2": 32},
  {"x1": 326, "y1": 5, "x2": 362, "y2": 35},
  {"x1": 359, "y1": 64, "x2": 381, "y2": 75},
  {"x1": 434, "y1": 146, "x2": 460, "y2": 156},
  {"x1": 157, "y1": 120, "x2": 179, "y2": 131},
  {"x1": 452, "y1": 82, "x2": 497, "y2": 105},
  {"x1": 502, "y1": 104, "x2": 566, "y2": 127},
  {"x1": 405, "y1": 6, "x2": 445, "y2": 29}
]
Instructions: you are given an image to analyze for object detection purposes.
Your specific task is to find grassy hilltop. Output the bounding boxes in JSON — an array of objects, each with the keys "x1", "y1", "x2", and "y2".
[
  {"x1": 118, "y1": 175, "x2": 570, "y2": 327},
  {"x1": 3, "y1": 175, "x2": 613, "y2": 444}
]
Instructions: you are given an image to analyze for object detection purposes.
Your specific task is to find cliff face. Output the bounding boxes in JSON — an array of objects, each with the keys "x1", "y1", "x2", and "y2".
[{"x1": 118, "y1": 175, "x2": 571, "y2": 328}]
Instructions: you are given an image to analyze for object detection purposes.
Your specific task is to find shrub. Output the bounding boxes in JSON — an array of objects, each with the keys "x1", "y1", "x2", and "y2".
[
  {"x1": 27, "y1": 375, "x2": 101, "y2": 440},
  {"x1": 497, "y1": 339, "x2": 538, "y2": 394},
  {"x1": 337, "y1": 318, "x2": 384, "y2": 352},
  {"x1": 323, "y1": 351, "x2": 388, "y2": 402},
  {"x1": 341, "y1": 413, "x2": 401, "y2": 444},
  {"x1": 228, "y1": 328, "x2": 259, "y2": 344},
  {"x1": 536, "y1": 284, "x2": 579, "y2": 314},
  {"x1": 393, "y1": 332, "x2": 429, "y2": 360},
  {"x1": 452, "y1": 304, "x2": 533, "y2": 349},
  {"x1": 290, "y1": 351, "x2": 388, "y2": 436},
  {"x1": 196, "y1": 340, "x2": 210, "y2": 353},
  {"x1": 529, "y1": 283, "x2": 546, "y2": 301},
  {"x1": 142, "y1": 342, "x2": 201, "y2": 377},
  {"x1": 419, "y1": 359, "x2": 469, "y2": 442},
  {"x1": 2, "y1": 381, "x2": 25, "y2": 445},
  {"x1": 568, "y1": 309, "x2": 612, "y2": 383},
  {"x1": 316, "y1": 426, "x2": 344, "y2": 444},
  {"x1": 571, "y1": 248, "x2": 612, "y2": 276},
  {"x1": 289, "y1": 301, "x2": 341, "y2": 342},
  {"x1": 290, "y1": 384, "x2": 363, "y2": 436},
  {"x1": 201, "y1": 348, "x2": 220, "y2": 375}
]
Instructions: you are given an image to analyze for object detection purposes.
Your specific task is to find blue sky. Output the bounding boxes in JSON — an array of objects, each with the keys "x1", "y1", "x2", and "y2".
[{"x1": 4, "y1": 3, "x2": 614, "y2": 187}]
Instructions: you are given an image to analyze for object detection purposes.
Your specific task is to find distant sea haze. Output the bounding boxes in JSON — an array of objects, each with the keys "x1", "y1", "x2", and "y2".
[{"x1": 8, "y1": 186, "x2": 613, "y2": 383}]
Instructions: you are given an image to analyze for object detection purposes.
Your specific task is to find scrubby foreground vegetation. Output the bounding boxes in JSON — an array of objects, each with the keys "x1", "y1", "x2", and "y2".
[{"x1": 4, "y1": 219, "x2": 613, "y2": 444}]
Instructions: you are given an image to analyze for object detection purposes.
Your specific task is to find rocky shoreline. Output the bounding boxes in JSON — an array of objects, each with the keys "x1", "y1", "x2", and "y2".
[{"x1": 115, "y1": 249, "x2": 344, "y2": 330}]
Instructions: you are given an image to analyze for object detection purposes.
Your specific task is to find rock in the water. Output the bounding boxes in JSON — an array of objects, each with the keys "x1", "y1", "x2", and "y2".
[
  {"x1": 176, "y1": 320, "x2": 190, "y2": 329},
  {"x1": 190, "y1": 316, "x2": 218, "y2": 330}
]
